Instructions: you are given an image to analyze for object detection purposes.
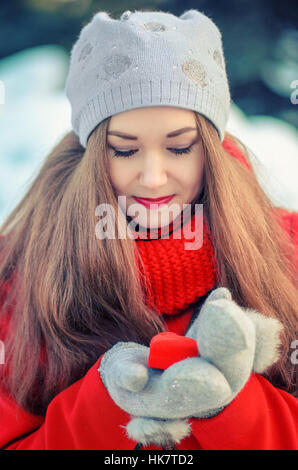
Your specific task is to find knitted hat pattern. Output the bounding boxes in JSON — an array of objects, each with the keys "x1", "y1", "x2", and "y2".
[{"x1": 65, "y1": 9, "x2": 231, "y2": 147}]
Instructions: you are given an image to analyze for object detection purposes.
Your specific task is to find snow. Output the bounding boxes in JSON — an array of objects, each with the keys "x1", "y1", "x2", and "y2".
[{"x1": 226, "y1": 106, "x2": 298, "y2": 211}]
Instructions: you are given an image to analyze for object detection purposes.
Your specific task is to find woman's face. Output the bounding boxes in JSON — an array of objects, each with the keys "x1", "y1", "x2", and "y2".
[{"x1": 107, "y1": 106, "x2": 205, "y2": 229}]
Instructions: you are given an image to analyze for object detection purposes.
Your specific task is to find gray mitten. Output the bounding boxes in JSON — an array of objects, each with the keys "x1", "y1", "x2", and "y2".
[
  {"x1": 185, "y1": 287, "x2": 283, "y2": 415},
  {"x1": 98, "y1": 287, "x2": 283, "y2": 448}
]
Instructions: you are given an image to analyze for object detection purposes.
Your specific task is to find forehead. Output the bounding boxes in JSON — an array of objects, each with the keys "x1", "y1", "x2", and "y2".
[{"x1": 108, "y1": 106, "x2": 197, "y2": 137}]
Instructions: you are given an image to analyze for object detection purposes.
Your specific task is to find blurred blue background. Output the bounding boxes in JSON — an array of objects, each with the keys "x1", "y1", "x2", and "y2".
[{"x1": 0, "y1": 0, "x2": 297, "y2": 225}]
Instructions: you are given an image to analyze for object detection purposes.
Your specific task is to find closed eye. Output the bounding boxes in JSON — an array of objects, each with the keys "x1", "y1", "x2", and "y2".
[{"x1": 108, "y1": 143, "x2": 195, "y2": 158}]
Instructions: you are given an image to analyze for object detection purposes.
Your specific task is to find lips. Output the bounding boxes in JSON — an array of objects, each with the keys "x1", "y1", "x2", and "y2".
[{"x1": 133, "y1": 195, "x2": 175, "y2": 209}]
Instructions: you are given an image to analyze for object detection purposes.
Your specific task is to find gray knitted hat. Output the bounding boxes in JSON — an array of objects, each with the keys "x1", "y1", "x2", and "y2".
[{"x1": 65, "y1": 9, "x2": 231, "y2": 148}]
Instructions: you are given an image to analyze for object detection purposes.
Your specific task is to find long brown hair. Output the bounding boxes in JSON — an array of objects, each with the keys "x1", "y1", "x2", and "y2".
[{"x1": 0, "y1": 113, "x2": 297, "y2": 416}]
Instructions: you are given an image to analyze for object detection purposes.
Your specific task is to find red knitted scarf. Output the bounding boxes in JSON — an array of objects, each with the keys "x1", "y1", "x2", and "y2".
[
  {"x1": 133, "y1": 137, "x2": 251, "y2": 317},
  {"x1": 134, "y1": 209, "x2": 218, "y2": 316}
]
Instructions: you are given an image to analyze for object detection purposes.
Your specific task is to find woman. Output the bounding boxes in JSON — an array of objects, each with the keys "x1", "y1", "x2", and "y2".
[{"x1": 0, "y1": 9, "x2": 297, "y2": 450}]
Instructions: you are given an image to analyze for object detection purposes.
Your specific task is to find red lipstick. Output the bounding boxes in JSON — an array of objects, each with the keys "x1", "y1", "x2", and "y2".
[{"x1": 133, "y1": 195, "x2": 175, "y2": 209}]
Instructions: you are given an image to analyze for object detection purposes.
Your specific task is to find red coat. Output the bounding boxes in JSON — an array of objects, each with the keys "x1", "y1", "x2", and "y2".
[
  {"x1": 0, "y1": 340, "x2": 297, "y2": 450},
  {"x1": 0, "y1": 163, "x2": 297, "y2": 450}
]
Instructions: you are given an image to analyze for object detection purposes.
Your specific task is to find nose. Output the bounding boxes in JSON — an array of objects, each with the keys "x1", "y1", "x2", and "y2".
[{"x1": 139, "y1": 154, "x2": 168, "y2": 189}]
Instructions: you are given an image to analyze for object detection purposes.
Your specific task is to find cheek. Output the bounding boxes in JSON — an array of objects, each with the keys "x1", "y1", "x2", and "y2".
[
  {"x1": 108, "y1": 160, "x2": 129, "y2": 192},
  {"x1": 182, "y1": 157, "x2": 204, "y2": 191}
]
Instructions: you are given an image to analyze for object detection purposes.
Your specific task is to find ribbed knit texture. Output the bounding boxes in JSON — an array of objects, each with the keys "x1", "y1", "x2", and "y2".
[
  {"x1": 65, "y1": 9, "x2": 231, "y2": 147},
  {"x1": 135, "y1": 214, "x2": 218, "y2": 316}
]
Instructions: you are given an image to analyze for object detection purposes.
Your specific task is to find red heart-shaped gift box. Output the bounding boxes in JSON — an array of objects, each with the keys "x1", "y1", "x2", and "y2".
[{"x1": 148, "y1": 331, "x2": 199, "y2": 369}]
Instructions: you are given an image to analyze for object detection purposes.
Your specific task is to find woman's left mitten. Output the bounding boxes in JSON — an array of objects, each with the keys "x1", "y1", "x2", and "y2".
[{"x1": 186, "y1": 287, "x2": 283, "y2": 417}]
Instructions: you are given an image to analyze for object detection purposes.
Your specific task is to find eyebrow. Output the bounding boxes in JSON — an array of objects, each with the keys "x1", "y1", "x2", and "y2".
[{"x1": 107, "y1": 127, "x2": 197, "y2": 140}]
